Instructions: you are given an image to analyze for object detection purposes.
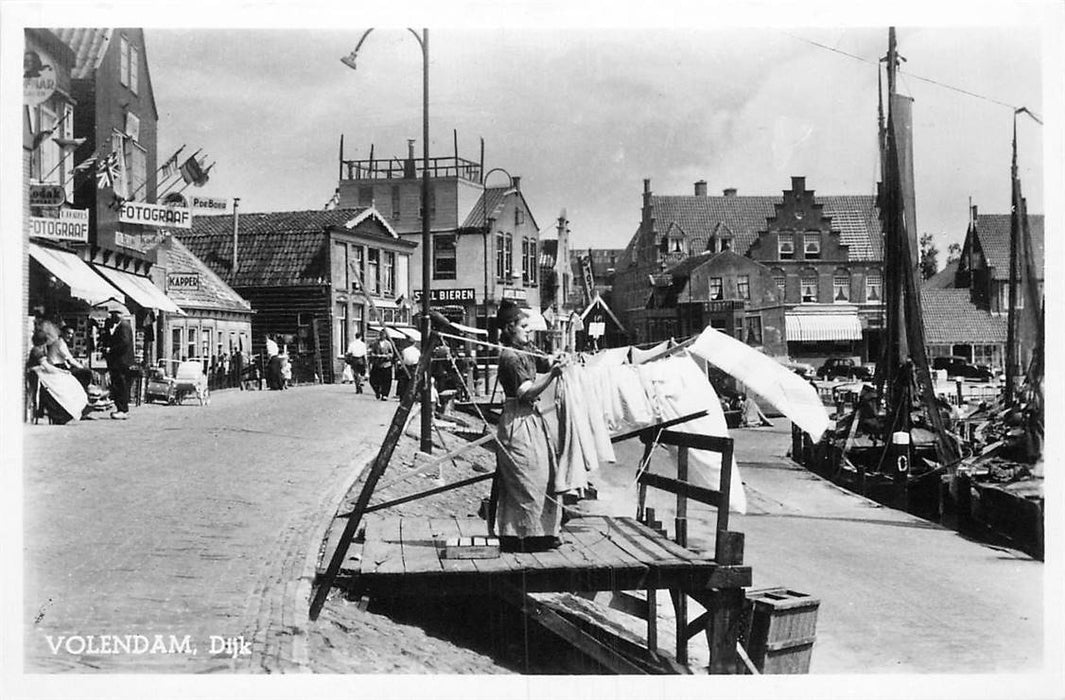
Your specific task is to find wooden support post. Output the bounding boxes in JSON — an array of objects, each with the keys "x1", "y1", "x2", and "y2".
[
  {"x1": 675, "y1": 445, "x2": 689, "y2": 547},
  {"x1": 705, "y1": 588, "x2": 745, "y2": 674},
  {"x1": 309, "y1": 334, "x2": 439, "y2": 621},
  {"x1": 646, "y1": 587, "x2": 658, "y2": 655},
  {"x1": 670, "y1": 588, "x2": 688, "y2": 667},
  {"x1": 715, "y1": 531, "x2": 745, "y2": 565},
  {"x1": 716, "y1": 440, "x2": 734, "y2": 536}
]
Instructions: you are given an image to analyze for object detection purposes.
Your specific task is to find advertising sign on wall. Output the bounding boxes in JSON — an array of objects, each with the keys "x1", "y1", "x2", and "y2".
[
  {"x1": 28, "y1": 209, "x2": 89, "y2": 242},
  {"x1": 24, "y1": 51, "x2": 57, "y2": 105},
  {"x1": 166, "y1": 272, "x2": 201, "y2": 291},
  {"x1": 190, "y1": 195, "x2": 229, "y2": 213},
  {"x1": 413, "y1": 288, "x2": 477, "y2": 303},
  {"x1": 29, "y1": 183, "x2": 66, "y2": 207},
  {"x1": 119, "y1": 201, "x2": 192, "y2": 229}
]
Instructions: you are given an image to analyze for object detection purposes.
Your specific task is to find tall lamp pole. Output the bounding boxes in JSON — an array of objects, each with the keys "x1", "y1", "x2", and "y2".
[
  {"x1": 481, "y1": 167, "x2": 512, "y2": 391},
  {"x1": 342, "y1": 28, "x2": 434, "y2": 454}
]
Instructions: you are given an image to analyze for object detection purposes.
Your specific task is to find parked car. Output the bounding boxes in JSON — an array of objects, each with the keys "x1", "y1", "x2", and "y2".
[
  {"x1": 816, "y1": 357, "x2": 871, "y2": 381},
  {"x1": 932, "y1": 356, "x2": 995, "y2": 382}
]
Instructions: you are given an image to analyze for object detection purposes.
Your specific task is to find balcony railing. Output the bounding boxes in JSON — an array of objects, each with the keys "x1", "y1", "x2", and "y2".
[{"x1": 341, "y1": 155, "x2": 482, "y2": 182}]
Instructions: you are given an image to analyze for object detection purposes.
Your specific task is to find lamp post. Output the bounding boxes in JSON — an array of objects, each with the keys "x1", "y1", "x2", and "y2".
[
  {"x1": 342, "y1": 28, "x2": 434, "y2": 454},
  {"x1": 481, "y1": 167, "x2": 512, "y2": 393}
]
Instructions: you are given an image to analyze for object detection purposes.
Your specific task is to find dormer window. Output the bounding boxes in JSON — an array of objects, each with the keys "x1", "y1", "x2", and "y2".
[
  {"x1": 720, "y1": 237, "x2": 732, "y2": 251},
  {"x1": 669, "y1": 237, "x2": 683, "y2": 254}
]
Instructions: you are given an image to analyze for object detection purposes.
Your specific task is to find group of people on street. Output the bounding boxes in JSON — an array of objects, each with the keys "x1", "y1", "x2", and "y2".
[
  {"x1": 344, "y1": 329, "x2": 420, "y2": 401},
  {"x1": 26, "y1": 302, "x2": 136, "y2": 423}
]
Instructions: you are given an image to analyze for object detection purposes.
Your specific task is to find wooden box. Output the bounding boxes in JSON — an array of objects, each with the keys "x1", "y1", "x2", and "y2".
[
  {"x1": 443, "y1": 536, "x2": 500, "y2": 560},
  {"x1": 744, "y1": 588, "x2": 819, "y2": 674}
]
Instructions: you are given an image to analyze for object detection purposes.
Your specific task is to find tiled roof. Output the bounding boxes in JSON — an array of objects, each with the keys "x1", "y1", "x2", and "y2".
[
  {"x1": 921, "y1": 288, "x2": 1007, "y2": 344},
  {"x1": 923, "y1": 261, "x2": 958, "y2": 289},
  {"x1": 149, "y1": 236, "x2": 252, "y2": 313},
  {"x1": 52, "y1": 28, "x2": 112, "y2": 79},
  {"x1": 648, "y1": 194, "x2": 882, "y2": 262},
  {"x1": 462, "y1": 187, "x2": 511, "y2": 228},
  {"x1": 974, "y1": 214, "x2": 1044, "y2": 280},
  {"x1": 177, "y1": 209, "x2": 375, "y2": 288}
]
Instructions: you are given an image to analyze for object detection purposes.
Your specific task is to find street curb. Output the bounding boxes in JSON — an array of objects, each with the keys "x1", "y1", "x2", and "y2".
[{"x1": 290, "y1": 441, "x2": 376, "y2": 671}]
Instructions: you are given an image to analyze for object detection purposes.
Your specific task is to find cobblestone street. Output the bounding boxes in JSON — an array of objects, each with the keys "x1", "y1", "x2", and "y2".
[{"x1": 23, "y1": 384, "x2": 394, "y2": 672}]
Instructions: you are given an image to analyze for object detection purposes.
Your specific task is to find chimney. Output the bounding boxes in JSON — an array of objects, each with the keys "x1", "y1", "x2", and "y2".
[
  {"x1": 722, "y1": 187, "x2": 737, "y2": 197},
  {"x1": 970, "y1": 204, "x2": 978, "y2": 224},
  {"x1": 404, "y1": 138, "x2": 416, "y2": 178},
  {"x1": 791, "y1": 176, "x2": 806, "y2": 193},
  {"x1": 511, "y1": 176, "x2": 521, "y2": 191},
  {"x1": 694, "y1": 180, "x2": 707, "y2": 197},
  {"x1": 643, "y1": 178, "x2": 652, "y2": 207}
]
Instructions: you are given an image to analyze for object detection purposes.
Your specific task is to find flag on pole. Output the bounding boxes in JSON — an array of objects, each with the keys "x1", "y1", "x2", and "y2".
[
  {"x1": 160, "y1": 150, "x2": 181, "y2": 180},
  {"x1": 179, "y1": 155, "x2": 209, "y2": 186},
  {"x1": 95, "y1": 151, "x2": 120, "y2": 190}
]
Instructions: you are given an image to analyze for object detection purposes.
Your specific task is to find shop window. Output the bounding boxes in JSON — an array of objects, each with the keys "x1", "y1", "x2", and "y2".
[
  {"x1": 367, "y1": 248, "x2": 380, "y2": 294},
  {"x1": 833, "y1": 268, "x2": 851, "y2": 302},
  {"x1": 866, "y1": 270, "x2": 882, "y2": 302},
  {"x1": 804, "y1": 233, "x2": 821, "y2": 259},
  {"x1": 745, "y1": 316, "x2": 763, "y2": 346},
  {"x1": 771, "y1": 268, "x2": 787, "y2": 302},
  {"x1": 737, "y1": 274, "x2": 750, "y2": 300},
  {"x1": 709, "y1": 277, "x2": 723, "y2": 301},
  {"x1": 333, "y1": 242, "x2": 348, "y2": 289},
  {"x1": 433, "y1": 234, "x2": 457, "y2": 280},
  {"x1": 801, "y1": 270, "x2": 819, "y2": 303},
  {"x1": 778, "y1": 233, "x2": 795, "y2": 260}
]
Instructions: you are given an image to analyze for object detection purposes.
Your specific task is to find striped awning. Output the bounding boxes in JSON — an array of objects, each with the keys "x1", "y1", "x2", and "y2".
[
  {"x1": 785, "y1": 312, "x2": 862, "y2": 342},
  {"x1": 29, "y1": 243, "x2": 123, "y2": 305},
  {"x1": 93, "y1": 264, "x2": 184, "y2": 314}
]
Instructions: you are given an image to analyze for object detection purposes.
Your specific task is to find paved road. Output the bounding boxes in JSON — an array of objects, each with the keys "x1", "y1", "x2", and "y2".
[
  {"x1": 23, "y1": 384, "x2": 397, "y2": 672},
  {"x1": 601, "y1": 420, "x2": 1043, "y2": 674}
]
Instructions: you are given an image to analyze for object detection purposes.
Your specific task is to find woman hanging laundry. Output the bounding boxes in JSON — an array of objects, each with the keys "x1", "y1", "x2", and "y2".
[{"x1": 493, "y1": 300, "x2": 567, "y2": 553}]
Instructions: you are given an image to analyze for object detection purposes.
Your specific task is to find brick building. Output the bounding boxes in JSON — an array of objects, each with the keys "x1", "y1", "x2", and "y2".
[{"x1": 613, "y1": 176, "x2": 883, "y2": 363}]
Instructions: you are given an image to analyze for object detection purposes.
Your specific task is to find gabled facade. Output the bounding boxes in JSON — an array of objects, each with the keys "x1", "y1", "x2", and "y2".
[
  {"x1": 337, "y1": 143, "x2": 541, "y2": 342},
  {"x1": 613, "y1": 176, "x2": 883, "y2": 364},
  {"x1": 177, "y1": 208, "x2": 415, "y2": 383},
  {"x1": 955, "y1": 208, "x2": 1044, "y2": 314}
]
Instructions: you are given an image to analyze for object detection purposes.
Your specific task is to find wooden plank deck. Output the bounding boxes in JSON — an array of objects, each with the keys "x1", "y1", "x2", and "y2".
[{"x1": 322, "y1": 515, "x2": 750, "y2": 598}]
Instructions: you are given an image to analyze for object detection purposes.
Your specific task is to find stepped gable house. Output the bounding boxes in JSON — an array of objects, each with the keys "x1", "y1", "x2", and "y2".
[
  {"x1": 177, "y1": 208, "x2": 415, "y2": 383},
  {"x1": 613, "y1": 177, "x2": 883, "y2": 363}
]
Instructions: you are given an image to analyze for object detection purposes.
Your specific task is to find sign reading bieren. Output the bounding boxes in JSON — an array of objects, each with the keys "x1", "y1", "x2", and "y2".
[
  {"x1": 412, "y1": 288, "x2": 477, "y2": 303},
  {"x1": 119, "y1": 201, "x2": 192, "y2": 229}
]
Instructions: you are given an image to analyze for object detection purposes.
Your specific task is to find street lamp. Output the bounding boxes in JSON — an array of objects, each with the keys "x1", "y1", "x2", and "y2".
[
  {"x1": 342, "y1": 28, "x2": 434, "y2": 454},
  {"x1": 480, "y1": 167, "x2": 513, "y2": 390}
]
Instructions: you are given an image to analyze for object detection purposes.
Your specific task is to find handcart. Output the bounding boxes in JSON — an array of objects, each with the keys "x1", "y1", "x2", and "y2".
[{"x1": 145, "y1": 358, "x2": 210, "y2": 406}]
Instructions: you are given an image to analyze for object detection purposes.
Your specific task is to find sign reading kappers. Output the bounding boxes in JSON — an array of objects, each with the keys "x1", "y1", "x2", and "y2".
[
  {"x1": 167, "y1": 272, "x2": 201, "y2": 291},
  {"x1": 119, "y1": 201, "x2": 192, "y2": 229},
  {"x1": 28, "y1": 209, "x2": 89, "y2": 242}
]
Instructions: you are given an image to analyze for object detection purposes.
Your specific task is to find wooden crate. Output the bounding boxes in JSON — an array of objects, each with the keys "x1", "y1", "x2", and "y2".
[{"x1": 744, "y1": 588, "x2": 819, "y2": 674}]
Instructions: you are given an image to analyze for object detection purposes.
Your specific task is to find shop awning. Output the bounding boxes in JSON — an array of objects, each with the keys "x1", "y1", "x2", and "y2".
[
  {"x1": 368, "y1": 325, "x2": 408, "y2": 341},
  {"x1": 28, "y1": 243, "x2": 123, "y2": 306},
  {"x1": 93, "y1": 265, "x2": 185, "y2": 314},
  {"x1": 785, "y1": 312, "x2": 862, "y2": 342}
]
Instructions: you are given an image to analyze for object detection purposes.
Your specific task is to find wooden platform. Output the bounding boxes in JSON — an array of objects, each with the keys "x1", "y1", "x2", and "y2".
[{"x1": 320, "y1": 514, "x2": 751, "y2": 598}]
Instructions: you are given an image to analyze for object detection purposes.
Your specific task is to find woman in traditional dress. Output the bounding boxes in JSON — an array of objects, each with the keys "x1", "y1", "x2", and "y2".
[
  {"x1": 493, "y1": 301, "x2": 566, "y2": 552},
  {"x1": 26, "y1": 323, "x2": 88, "y2": 424}
]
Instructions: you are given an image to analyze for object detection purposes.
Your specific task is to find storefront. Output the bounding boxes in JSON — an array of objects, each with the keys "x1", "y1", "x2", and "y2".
[{"x1": 784, "y1": 304, "x2": 865, "y2": 367}]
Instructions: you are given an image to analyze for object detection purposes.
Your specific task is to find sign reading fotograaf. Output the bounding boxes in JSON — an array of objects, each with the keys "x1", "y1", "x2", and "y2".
[
  {"x1": 28, "y1": 209, "x2": 89, "y2": 243},
  {"x1": 119, "y1": 201, "x2": 192, "y2": 229},
  {"x1": 166, "y1": 272, "x2": 201, "y2": 291}
]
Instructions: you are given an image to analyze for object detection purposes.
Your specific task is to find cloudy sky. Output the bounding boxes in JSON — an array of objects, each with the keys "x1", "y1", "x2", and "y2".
[{"x1": 142, "y1": 17, "x2": 1047, "y2": 259}]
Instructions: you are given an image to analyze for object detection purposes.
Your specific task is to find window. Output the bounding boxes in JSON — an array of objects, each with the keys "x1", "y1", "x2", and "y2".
[
  {"x1": 129, "y1": 43, "x2": 139, "y2": 94},
  {"x1": 391, "y1": 186, "x2": 400, "y2": 220},
  {"x1": 670, "y1": 237, "x2": 683, "y2": 254},
  {"x1": 504, "y1": 234, "x2": 513, "y2": 279},
  {"x1": 866, "y1": 270, "x2": 882, "y2": 302},
  {"x1": 709, "y1": 277, "x2": 723, "y2": 301},
  {"x1": 973, "y1": 344, "x2": 1002, "y2": 369},
  {"x1": 352, "y1": 304, "x2": 364, "y2": 340},
  {"x1": 515, "y1": 208, "x2": 525, "y2": 226},
  {"x1": 335, "y1": 302, "x2": 348, "y2": 359},
  {"x1": 521, "y1": 238, "x2": 530, "y2": 284},
  {"x1": 351, "y1": 246, "x2": 364, "y2": 291},
  {"x1": 333, "y1": 242, "x2": 348, "y2": 289},
  {"x1": 202, "y1": 329, "x2": 212, "y2": 360},
  {"x1": 804, "y1": 232, "x2": 821, "y2": 259},
  {"x1": 745, "y1": 316, "x2": 763, "y2": 346},
  {"x1": 187, "y1": 327, "x2": 198, "y2": 361},
  {"x1": 111, "y1": 130, "x2": 129, "y2": 198},
  {"x1": 778, "y1": 233, "x2": 795, "y2": 260},
  {"x1": 496, "y1": 233, "x2": 506, "y2": 279},
  {"x1": 707, "y1": 238, "x2": 717, "y2": 254},
  {"x1": 171, "y1": 327, "x2": 182, "y2": 360},
  {"x1": 124, "y1": 140, "x2": 146, "y2": 201},
  {"x1": 720, "y1": 237, "x2": 732, "y2": 252},
  {"x1": 771, "y1": 268, "x2": 786, "y2": 302},
  {"x1": 529, "y1": 240, "x2": 538, "y2": 285},
  {"x1": 833, "y1": 269, "x2": 851, "y2": 302},
  {"x1": 367, "y1": 248, "x2": 380, "y2": 294},
  {"x1": 119, "y1": 35, "x2": 129, "y2": 86},
  {"x1": 358, "y1": 186, "x2": 373, "y2": 207},
  {"x1": 737, "y1": 275, "x2": 750, "y2": 300},
  {"x1": 801, "y1": 269, "x2": 818, "y2": 303},
  {"x1": 36, "y1": 105, "x2": 60, "y2": 184},
  {"x1": 382, "y1": 251, "x2": 395, "y2": 296},
  {"x1": 433, "y1": 234, "x2": 457, "y2": 280}
]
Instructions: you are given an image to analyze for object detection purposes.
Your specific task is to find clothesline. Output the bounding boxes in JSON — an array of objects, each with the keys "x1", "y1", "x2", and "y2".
[{"x1": 435, "y1": 332, "x2": 550, "y2": 359}]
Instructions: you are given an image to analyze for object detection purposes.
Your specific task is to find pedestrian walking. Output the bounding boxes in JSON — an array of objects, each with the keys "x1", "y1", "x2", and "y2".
[
  {"x1": 368, "y1": 330, "x2": 393, "y2": 401},
  {"x1": 265, "y1": 334, "x2": 282, "y2": 390},
  {"x1": 395, "y1": 340, "x2": 420, "y2": 400},
  {"x1": 345, "y1": 332, "x2": 368, "y2": 394}
]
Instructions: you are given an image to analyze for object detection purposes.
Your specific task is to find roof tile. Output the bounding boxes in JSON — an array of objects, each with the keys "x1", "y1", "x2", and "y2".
[
  {"x1": 974, "y1": 214, "x2": 1044, "y2": 280},
  {"x1": 920, "y1": 288, "x2": 1007, "y2": 344}
]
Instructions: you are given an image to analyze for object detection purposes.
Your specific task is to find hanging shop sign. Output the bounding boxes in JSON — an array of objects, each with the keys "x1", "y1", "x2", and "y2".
[
  {"x1": 190, "y1": 195, "x2": 229, "y2": 213},
  {"x1": 501, "y1": 287, "x2": 527, "y2": 301},
  {"x1": 114, "y1": 231, "x2": 147, "y2": 252},
  {"x1": 119, "y1": 201, "x2": 192, "y2": 229},
  {"x1": 29, "y1": 183, "x2": 66, "y2": 207},
  {"x1": 24, "y1": 51, "x2": 57, "y2": 106},
  {"x1": 28, "y1": 209, "x2": 89, "y2": 242},
  {"x1": 413, "y1": 288, "x2": 476, "y2": 304},
  {"x1": 166, "y1": 272, "x2": 201, "y2": 291},
  {"x1": 587, "y1": 321, "x2": 606, "y2": 338}
]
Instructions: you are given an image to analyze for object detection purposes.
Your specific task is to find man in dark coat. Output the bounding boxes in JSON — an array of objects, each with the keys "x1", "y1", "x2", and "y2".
[{"x1": 102, "y1": 303, "x2": 135, "y2": 419}]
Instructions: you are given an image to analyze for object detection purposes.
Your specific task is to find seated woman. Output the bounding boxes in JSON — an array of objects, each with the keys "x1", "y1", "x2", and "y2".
[{"x1": 26, "y1": 326, "x2": 88, "y2": 424}]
